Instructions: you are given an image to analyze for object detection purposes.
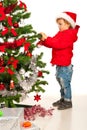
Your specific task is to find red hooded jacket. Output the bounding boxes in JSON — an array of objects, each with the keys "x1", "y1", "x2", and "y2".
[{"x1": 42, "y1": 25, "x2": 80, "y2": 66}]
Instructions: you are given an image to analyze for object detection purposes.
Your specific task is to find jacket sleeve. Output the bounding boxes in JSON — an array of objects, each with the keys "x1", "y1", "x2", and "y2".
[{"x1": 43, "y1": 32, "x2": 76, "y2": 49}]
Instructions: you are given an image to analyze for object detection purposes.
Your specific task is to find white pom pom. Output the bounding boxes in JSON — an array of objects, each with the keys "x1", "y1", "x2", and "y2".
[
  {"x1": 19, "y1": 68, "x2": 25, "y2": 75},
  {"x1": 0, "y1": 38, "x2": 4, "y2": 43},
  {"x1": 7, "y1": 38, "x2": 14, "y2": 42},
  {"x1": 19, "y1": 47, "x2": 24, "y2": 53}
]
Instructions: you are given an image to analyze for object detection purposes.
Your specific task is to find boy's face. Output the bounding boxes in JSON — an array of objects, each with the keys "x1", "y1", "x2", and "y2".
[{"x1": 57, "y1": 19, "x2": 71, "y2": 31}]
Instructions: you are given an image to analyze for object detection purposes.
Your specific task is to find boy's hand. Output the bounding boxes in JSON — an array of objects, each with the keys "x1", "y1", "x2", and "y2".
[{"x1": 39, "y1": 32, "x2": 47, "y2": 41}]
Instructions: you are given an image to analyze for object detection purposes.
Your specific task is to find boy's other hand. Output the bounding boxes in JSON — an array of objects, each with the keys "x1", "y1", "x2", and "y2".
[{"x1": 39, "y1": 32, "x2": 47, "y2": 41}]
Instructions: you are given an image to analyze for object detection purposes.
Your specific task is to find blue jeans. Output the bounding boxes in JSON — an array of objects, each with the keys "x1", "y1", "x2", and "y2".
[{"x1": 56, "y1": 64, "x2": 73, "y2": 101}]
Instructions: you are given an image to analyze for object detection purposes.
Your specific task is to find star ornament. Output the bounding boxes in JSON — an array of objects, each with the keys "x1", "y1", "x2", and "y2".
[{"x1": 34, "y1": 94, "x2": 41, "y2": 102}]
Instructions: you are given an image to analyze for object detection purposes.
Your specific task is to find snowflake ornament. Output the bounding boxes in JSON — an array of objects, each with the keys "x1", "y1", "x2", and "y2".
[{"x1": 34, "y1": 94, "x2": 41, "y2": 102}]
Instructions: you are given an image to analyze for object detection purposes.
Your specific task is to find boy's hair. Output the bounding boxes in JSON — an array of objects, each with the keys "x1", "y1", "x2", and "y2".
[{"x1": 56, "y1": 18, "x2": 73, "y2": 28}]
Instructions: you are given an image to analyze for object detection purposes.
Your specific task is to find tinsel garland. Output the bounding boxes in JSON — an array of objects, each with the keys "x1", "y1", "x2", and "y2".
[
  {"x1": 24, "y1": 105, "x2": 54, "y2": 120},
  {"x1": 16, "y1": 55, "x2": 38, "y2": 92}
]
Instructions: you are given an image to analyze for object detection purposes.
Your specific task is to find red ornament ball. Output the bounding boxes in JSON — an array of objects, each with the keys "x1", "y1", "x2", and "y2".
[
  {"x1": 0, "y1": 83, "x2": 5, "y2": 90},
  {"x1": 0, "y1": 2, "x2": 3, "y2": 7},
  {"x1": 26, "y1": 51, "x2": 32, "y2": 57},
  {"x1": 38, "y1": 71, "x2": 43, "y2": 77},
  {"x1": 13, "y1": 23, "x2": 19, "y2": 28}
]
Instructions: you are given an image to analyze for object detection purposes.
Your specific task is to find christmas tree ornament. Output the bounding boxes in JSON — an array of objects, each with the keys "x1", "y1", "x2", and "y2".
[
  {"x1": 26, "y1": 51, "x2": 32, "y2": 57},
  {"x1": 0, "y1": 2, "x2": 3, "y2": 7},
  {"x1": 34, "y1": 93, "x2": 41, "y2": 102},
  {"x1": 0, "y1": 82, "x2": 5, "y2": 90},
  {"x1": 10, "y1": 80, "x2": 15, "y2": 90},
  {"x1": 38, "y1": 70, "x2": 43, "y2": 77},
  {"x1": 13, "y1": 23, "x2": 19, "y2": 28},
  {"x1": 19, "y1": 68, "x2": 25, "y2": 75},
  {"x1": 24, "y1": 71, "x2": 30, "y2": 78}
]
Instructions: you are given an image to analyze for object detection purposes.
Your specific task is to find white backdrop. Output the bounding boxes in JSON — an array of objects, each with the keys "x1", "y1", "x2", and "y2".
[{"x1": 22, "y1": 0, "x2": 87, "y2": 95}]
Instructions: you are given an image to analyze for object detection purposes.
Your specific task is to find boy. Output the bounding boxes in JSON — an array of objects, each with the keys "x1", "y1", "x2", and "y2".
[{"x1": 39, "y1": 11, "x2": 80, "y2": 110}]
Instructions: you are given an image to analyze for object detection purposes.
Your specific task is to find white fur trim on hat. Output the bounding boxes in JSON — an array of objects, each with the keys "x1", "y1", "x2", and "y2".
[{"x1": 56, "y1": 13, "x2": 76, "y2": 28}]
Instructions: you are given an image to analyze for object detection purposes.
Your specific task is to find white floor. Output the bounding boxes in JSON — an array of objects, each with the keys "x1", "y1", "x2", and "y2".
[{"x1": 20, "y1": 94, "x2": 87, "y2": 130}]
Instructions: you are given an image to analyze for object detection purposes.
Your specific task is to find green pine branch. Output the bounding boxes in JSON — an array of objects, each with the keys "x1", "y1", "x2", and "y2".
[
  {"x1": 0, "y1": 94, "x2": 21, "y2": 107},
  {"x1": 29, "y1": 80, "x2": 48, "y2": 93},
  {"x1": 3, "y1": 0, "x2": 17, "y2": 7},
  {"x1": 16, "y1": 25, "x2": 36, "y2": 36}
]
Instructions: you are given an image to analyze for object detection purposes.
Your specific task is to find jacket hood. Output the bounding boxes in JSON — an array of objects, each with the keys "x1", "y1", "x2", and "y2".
[{"x1": 71, "y1": 25, "x2": 80, "y2": 42}]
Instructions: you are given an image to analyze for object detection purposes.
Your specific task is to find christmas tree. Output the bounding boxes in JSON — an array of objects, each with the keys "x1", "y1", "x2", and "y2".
[{"x1": 0, "y1": 0, "x2": 49, "y2": 107}]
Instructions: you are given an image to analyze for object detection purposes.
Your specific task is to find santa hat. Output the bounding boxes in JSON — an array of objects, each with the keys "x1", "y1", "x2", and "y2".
[{"x1": 56, "y1": 11, "x2": 77, "y2": 28}]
